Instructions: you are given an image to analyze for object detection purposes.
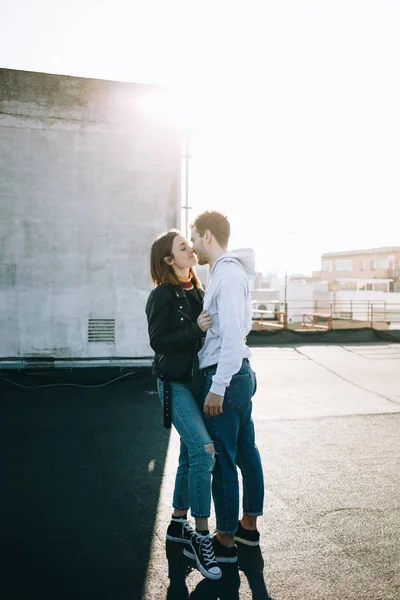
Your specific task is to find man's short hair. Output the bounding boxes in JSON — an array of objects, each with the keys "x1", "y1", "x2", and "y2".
[{"x1": 191, "y1": 211, "x2": 230, "y2": 248}]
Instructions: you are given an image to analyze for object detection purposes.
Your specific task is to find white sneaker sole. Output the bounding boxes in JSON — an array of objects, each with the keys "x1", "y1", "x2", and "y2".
[
  {"x1": 183, "y1": 548, "x2": 222, "y2": 579},
  {"x1": 184, "y1": 547, "x2": 237, "y2": 565},
  {"x1": 166, "y1": 534, "x2": 191, "y2": 545},
  {"x1": 234, "y1": 535, "x2": 259, "y2": 547}
]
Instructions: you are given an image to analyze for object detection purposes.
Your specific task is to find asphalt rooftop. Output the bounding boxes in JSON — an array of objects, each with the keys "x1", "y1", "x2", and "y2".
[{"x1": 2, "y1": 342, "x2": 400, "y2": 599}]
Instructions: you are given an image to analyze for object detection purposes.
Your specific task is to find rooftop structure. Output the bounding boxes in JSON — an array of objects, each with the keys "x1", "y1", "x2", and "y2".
[{"x1": 0, "y1": 68, "x2": 181, "y2": 360}]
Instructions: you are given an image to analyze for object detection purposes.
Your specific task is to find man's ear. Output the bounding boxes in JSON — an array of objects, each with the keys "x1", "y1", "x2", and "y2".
[
  {"x1": 164, "y1": 256, "x2": 174, "y2": 265},
  {"x1": 204, "y1": 229, "x2": 211, "y2": 243}
]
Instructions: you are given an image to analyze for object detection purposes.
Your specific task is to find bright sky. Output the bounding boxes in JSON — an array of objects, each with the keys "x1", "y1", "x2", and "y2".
[{"x1": 1, "y1": 0, "x2": 399, "y2": 275}]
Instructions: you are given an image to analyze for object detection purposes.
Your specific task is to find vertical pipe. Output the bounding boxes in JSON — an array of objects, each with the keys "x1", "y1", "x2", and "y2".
[
  {"x1": 284, "y1": 271, "x2": 287, "y2": 329},
  {"x1": 176, "y1": 137, "x2": 183, "y2": 231},
  {"x1": 184, "y1": 135, "x2": 190, "y2": 239},
  {"x1": 284, "y1": 270, "x2": 287, "y2": 306}
]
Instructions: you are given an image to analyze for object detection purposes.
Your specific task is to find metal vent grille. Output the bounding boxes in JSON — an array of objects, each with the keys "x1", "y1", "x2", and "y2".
[{"x1": 88, "y1": 318, "x2": 116, "y2": 343}]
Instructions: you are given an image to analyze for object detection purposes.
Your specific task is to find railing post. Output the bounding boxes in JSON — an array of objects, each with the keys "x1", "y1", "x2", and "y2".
[
  {"x1": 350, "y1": 300, "x2": 353, "y2": 320},
  {"x1": 370, "y1": 303, "x2": 373, "y2": 328}
]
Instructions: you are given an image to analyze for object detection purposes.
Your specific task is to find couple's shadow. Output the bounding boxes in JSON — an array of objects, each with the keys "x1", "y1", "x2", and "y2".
[{"x1": 166, "y1": 540, "x2": 272, "y2": 599}]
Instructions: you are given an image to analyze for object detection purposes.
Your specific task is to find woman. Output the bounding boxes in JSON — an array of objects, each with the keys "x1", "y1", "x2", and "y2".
[{"x1": 145, "y1": 229, "x2": 221, "y2": 581}]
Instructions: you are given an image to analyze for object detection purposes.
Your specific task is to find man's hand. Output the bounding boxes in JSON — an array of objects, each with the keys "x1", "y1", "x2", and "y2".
[{"x1": 203, "y1": 392, "x2": 224, "y2": 417}]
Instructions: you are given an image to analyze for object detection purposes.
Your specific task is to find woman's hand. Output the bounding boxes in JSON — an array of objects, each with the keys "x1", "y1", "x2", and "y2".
[{"x1": 197, "y1": 310, "x2": 212, "y2": 332}]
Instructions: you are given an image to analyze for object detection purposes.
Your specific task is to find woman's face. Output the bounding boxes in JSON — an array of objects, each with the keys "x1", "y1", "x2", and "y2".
[{"x1": 168, "y1": 234, "x2": 197, "y2": 270}]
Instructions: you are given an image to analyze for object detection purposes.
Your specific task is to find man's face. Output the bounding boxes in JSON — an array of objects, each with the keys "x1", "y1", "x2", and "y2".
[{"x1": 191, "y1": 226, "x2": 208, "y2": 265}]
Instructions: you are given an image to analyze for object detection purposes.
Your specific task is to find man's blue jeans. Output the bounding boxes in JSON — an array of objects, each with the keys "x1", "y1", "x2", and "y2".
[
  {"x1": 157, "y1": 379, "x2": 215, "y2": 519},
  {"x1": 202, "y1": 359, "x2": 264, "y2": 534}
]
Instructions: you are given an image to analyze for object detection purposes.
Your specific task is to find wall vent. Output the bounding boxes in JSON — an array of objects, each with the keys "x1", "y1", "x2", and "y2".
[{"x1": 88, "y1": 318, "x2": 116, "y2": 343}]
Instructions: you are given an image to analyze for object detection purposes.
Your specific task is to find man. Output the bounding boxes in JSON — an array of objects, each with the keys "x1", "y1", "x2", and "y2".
[{"x1": 184, "y1": 210, "x2": 264, "y2": 564}]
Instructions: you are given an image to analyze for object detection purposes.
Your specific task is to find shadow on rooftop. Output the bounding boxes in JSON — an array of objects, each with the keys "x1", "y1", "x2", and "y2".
[{"x1": 1, "y1": 368, "x2": 168, "y2": 599}]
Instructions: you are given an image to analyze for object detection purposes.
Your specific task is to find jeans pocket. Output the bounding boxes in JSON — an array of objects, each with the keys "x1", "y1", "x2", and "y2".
[{"x1": 225, "y1": 372, "x2": 254, "y2": 409}]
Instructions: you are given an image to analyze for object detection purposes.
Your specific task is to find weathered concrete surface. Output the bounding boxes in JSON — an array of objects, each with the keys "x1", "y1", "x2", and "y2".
[
  {"x1": 0, "y1": 68, "x2": 180, "y2": 359},
  {"x1": 249, "y1": 344, "x2": 400, "y2": 600},
  {"x1": 147, "y1": 343, "x2": 400, "y2": 599},
  {"x1": 1, "y1": 343, "x2": 400, "y2": 599}
]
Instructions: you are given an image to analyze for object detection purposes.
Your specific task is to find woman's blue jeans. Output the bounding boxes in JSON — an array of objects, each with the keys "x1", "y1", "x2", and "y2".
[
  {"x1": 203, "y1": 359, "x2": 264, "y2": 534},
  {"x1": 157, "y1": 379, "x2": 215, "y2": 519}
]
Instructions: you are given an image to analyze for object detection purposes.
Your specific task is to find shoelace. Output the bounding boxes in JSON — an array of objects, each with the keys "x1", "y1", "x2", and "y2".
[{"x1": 196, "y1": 534, "x2": 216, "y2": 567}]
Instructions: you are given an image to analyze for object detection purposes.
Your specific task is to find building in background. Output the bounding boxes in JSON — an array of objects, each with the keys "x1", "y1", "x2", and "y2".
[
  {"x1": 314, "y1": 246, "x2": 400, "y2": 293},
  {"x1": 251, "y1": 272, "x2": 280, "y2": 320},
  {"x1": 0, "y1": 68, "x2": 181, "y2": 360},
  {"x1": 251, "y1": 245, "x2": 400, "y2": 330},
  {"x1": 279, "y1": 246, "x2": 400, "y2": 328}
]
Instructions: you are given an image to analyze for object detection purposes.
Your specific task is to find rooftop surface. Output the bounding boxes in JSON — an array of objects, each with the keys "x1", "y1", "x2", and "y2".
[{"x1": 2, "y1": 342, "x2": 400, "y2": 599}]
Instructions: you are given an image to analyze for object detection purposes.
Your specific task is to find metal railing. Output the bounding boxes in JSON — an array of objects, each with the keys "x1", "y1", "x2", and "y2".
[
  {"x1": 302, "y1": 312, "x2": 332, "y2": 331},
  {"x1": 252, "y1": 300, "x2": 400, "y2": 330},
  {"x1": 315, "y1": 300, "x2": 400, "y2": 326}
]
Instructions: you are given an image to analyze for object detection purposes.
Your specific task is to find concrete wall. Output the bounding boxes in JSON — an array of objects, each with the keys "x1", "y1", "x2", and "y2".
[{"x1": 0, "y1": 68, "x2": 181, "y2": 359}]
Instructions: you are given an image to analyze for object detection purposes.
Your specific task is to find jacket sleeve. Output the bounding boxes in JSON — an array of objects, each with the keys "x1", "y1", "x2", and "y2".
[{"x1": 145, "y1": 288, "x2": 204, "y2": 354}]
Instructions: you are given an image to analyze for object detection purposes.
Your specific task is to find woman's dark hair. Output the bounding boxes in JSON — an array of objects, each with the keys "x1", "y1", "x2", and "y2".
[{"x1": 150, "y1": 229, "x2": 201, "y2": 288}]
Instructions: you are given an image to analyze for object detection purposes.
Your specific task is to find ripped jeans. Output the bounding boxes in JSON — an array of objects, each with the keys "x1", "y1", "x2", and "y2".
[{"x1": 157, "y1": 379, "x2": 215, "y2": 519}]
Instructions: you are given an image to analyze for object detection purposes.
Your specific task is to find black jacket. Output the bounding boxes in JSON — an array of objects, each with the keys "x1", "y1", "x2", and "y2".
[{"x1": 145, "y1": 283, "x2": 205, "y2": 382}]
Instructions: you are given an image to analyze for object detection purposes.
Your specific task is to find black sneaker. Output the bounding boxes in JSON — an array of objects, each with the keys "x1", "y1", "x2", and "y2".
[
  {"x1": 212, "y1": 535, "x2": 238, "y2": 563},
  {"x1": 185, "y1": 534, "x2": 238, "y2": 564},
  {"x1": 234, "y1": 521, "x2": 260, "y2": 546},
  {"x1": 183, "y1": 532, "x2": 222, "y2": 580},
  {"x1": 166, "y1": 517, "x2": 195, "y2": 545}
]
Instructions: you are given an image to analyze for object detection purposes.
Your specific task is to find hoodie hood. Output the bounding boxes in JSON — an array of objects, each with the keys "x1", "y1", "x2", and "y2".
[{"x1": 211, "y1": 248, "x2": 257, "y2": 280}]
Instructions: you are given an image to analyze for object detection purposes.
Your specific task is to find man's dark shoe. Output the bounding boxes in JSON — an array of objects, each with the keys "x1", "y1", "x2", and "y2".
[
  {"x1": 234, "y1": 521, "x2": 260, "y2": 547},
  {"x1": 166, "y1": 517, "x2": 195, "y2": 545},
  {"x1": 185, "y1": 534, "x2": 238, "y2": 564},
  {"x1": 167, "y1": 583, "x2": 189, "y2": 600},
  {"x1": 212, "y1": 535, "x2": 238, "y2": 563},
  {"x1": 183, "y1": 532, "x2": 222, "y2": 580}
]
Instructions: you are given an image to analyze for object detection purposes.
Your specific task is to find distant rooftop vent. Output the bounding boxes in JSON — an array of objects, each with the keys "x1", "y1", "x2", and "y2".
[{"x1": 88, "y1": 318, "x2": 116, "y2": 343}]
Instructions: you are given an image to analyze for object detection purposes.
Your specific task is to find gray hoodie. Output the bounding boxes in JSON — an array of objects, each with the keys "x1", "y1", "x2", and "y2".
[{"x1": 198, "y1": 248, "x2": 256, "y2": 396}]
